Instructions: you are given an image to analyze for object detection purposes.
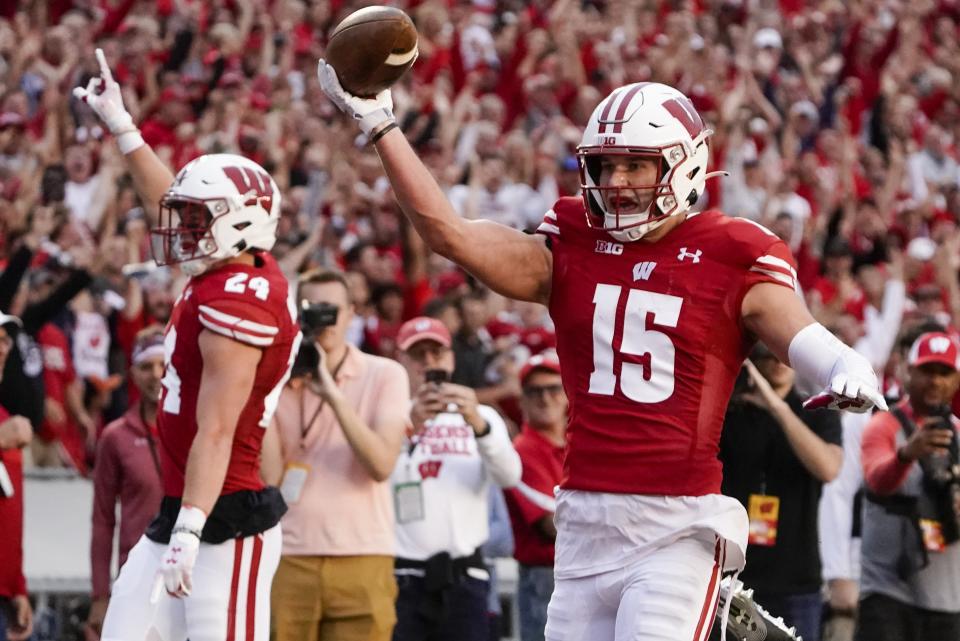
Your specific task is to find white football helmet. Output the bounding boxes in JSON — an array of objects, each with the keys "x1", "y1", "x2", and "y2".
[
  {"x1": 151, "y1": 154, "x2": 280, "y2": 275},
  {"x1": 577, "y1": 82, "x2": 722, "y2": 242}
]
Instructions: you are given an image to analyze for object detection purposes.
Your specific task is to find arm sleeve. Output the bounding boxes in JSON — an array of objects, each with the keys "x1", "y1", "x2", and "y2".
[
  {"x1": 90, "y1": 431, "x2": 121, "y2": 599},
  {"x1": 475, "y1": 405, "x2": 522, "y2": 488},
  {"x1": 861, "y1": 411, "x2": 913, "y2": 495}
]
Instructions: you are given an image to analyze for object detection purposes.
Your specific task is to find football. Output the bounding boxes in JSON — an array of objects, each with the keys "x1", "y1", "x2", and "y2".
[{"x1": 324, "y1": 6, "x2": 418, "y2": 98}]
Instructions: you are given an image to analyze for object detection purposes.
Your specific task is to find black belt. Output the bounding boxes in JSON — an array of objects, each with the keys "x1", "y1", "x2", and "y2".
[{"x1": 395, "y1": 549, "x2": 485, "y2": 592}]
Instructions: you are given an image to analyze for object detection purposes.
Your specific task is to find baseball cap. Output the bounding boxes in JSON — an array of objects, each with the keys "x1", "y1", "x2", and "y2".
[
  {"x1": 908, "y1": 332, "x2": 960, "y2": 370},
  {"x1": 0, "y1": 312, "x2": 21, "y2": 333},
  {"x1": 132, "y1": 330, "x2": 165, "y2": 365},
  {"x1": 519, "y1": 354, "x2": 562, "y2": 387},
  {"x1": 397, "y1": 317, "x2": 452, "y2": 352},
  {"x1": 753, "y1": 27, "x2": 783, "y2": 50}
]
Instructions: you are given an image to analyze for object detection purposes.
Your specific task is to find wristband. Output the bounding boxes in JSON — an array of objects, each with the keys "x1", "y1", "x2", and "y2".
[
  {"x1": 116, "y1": 129, "x2": 145, "y2": 155},
  {"x1": 173, "y1": 503, "x2": 207, "y2": 539},
  {"x1": 370, "y1": 121, "x2": 398, "y2": 145}
]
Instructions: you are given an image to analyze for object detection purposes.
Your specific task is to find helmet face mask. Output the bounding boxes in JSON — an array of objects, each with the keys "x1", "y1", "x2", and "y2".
[
  {"x1": 152, "y1": 196, "x2": 224, "y2": 267},
  {"x1": 579, "y1": 148, "x2": 676, "y2": 235},
  {"x1": 149, "y1": 154, "x2": 281, "y2": 274},
  {"x1": 577, "y1": 83, "x2": 716, "y2": 242}
]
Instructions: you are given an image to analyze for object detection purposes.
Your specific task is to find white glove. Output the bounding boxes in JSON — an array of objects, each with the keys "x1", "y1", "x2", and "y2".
[
  {"x1": 803, "y1": 372, "x2": 888, "y2": 413},
  {"x1": 72, "y1": 48, "x2": 135, "y2": 135},
  {"x1": 317, "y1": 60, "x2": 395, "y2": 136},
  {"x1": 151, "y1": 505, "x2": 205, "y2": 601},
  {"x1": 789, "y1": 322, "x2": 888, "y2": 414}
]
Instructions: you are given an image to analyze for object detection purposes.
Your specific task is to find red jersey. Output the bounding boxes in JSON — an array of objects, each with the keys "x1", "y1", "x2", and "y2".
[
  {"x1": 158, "y1": 253, "x2": 300, "y2": 496},
  {"x1": 505, "y1": 425, "x2": 565, "y2": 566},
  {"x1": 537, "y1": 198, "x2": 799, "y2": 496}
]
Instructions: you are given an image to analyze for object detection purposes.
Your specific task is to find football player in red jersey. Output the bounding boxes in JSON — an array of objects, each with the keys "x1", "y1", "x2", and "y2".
[
  {"x1": 75, "y1": 50, "x2": 301, "y2": 641},
  {"x1": 320, "y1": 71, "x2": 884, "y2": 640}
]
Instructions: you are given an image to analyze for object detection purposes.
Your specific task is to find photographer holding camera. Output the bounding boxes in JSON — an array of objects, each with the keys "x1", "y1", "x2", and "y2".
[
  {"x1": 857, "y1": 331, "x2": 960, "y2": 641},
  {"x1": 391, "y1": 316, "x2": 521, "y2": 641},
  {"x1": 262, "y1": 268, "x2": 410, "y2": 641}
]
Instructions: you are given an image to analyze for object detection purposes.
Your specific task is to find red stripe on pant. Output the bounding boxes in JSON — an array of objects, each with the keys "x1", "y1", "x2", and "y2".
[
  {"x1": 692, "y1": 538, "x2": 722, "y2": 641},
  {"x1": 226, "y1": 539, "x2": 244, "y2": 641},
  {"x1": 246, "y1": 535, "x2": 264, "y2": 639}
]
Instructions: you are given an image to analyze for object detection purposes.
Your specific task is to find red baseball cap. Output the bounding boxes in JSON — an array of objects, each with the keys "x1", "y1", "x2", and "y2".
[
  {"x1": 397, "y1": 317, "x2": 452, "y2": 352},
  {"x1": 908, "y1": 332, "x2": 960, "y2": 370},
  {"x1": 519, "y1": 354, "x2": 561, "y2": 386}
]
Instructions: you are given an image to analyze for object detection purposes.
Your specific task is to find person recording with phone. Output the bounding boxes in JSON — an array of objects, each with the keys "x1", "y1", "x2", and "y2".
[
  {"x1": 262, "y1": 268, "x2": 410, "y2": 641},
  {"x1": 391, "y1": 316, "x2": 521, "y2": 641},
  {"x1": 857, "y1": 331, "x2": 960, "y2": 641}
]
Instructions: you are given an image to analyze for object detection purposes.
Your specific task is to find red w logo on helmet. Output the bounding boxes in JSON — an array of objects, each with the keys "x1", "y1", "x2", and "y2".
[
  {"x1": 222, "y1": 166, "x2": 274, "y2": 213},
  {"x1": 663, "y1": 97, "x2": 704, "y2": 138}
]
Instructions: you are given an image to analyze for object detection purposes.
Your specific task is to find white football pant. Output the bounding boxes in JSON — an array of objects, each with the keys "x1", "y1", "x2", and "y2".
[
  {"x1": 101, "y1": 525, "x2": 281, "y2": 641},
  {"x1": 545, "y1": 530, "x2": 725, "y2": 641}
]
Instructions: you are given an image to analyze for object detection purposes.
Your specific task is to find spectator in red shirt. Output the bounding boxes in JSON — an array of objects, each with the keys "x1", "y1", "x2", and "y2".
[
  {"x1": 86, "y1": 326, "x2": 165, "y2": 638},
  {"x1": 0, "y1": 312, "x2": 33, "y2": 641},
  {"x1": 504, "y1": 354, "x2": 567, "y2": 641},
  {"x1": 858, "y1": 331, "x2": 960, "y2": 641}
]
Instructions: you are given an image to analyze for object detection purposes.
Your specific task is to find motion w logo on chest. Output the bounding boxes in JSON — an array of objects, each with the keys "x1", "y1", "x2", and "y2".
[{"x1": 632, "y1": 261, "x2": 657, "y2": 282}]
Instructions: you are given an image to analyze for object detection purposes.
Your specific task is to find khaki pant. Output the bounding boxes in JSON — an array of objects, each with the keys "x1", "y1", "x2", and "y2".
[{"x1": 271, "y1": 555, "x2": 397, "y2": 641}]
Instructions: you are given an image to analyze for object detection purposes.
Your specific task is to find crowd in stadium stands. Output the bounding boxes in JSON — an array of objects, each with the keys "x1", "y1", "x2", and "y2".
[{"x1": 2, "y1": 0, "x2": 960, "y2": 639}]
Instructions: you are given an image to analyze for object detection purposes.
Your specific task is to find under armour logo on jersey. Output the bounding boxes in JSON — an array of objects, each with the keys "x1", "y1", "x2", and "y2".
[
  {"x1": 930, "y1": 336, "x2": 952, "y2": 353},
  {"x1": 632, "y1": 261, "x2": 657, "y2": 281},
  {"x1": 677, "y1": 247, "x2": 702, "y2": 263},
  {"x1": 595, "y1": 240, "x2": 624, "y2": 255}
]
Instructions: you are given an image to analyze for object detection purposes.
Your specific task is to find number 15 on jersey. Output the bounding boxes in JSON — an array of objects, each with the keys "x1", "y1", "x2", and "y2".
[{"x1": 589, "y1": 284, "x2": 684, "y2": 404}]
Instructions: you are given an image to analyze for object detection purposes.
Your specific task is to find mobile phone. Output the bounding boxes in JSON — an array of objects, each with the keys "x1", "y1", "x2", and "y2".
[{"x1": 425, "y1": 369, "x2": 449, "y2": 384}]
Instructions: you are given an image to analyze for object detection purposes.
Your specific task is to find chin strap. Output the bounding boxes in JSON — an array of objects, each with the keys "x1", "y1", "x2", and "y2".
[{"x1": 704, "y1": 170, "x2": 729, "y2": 181}]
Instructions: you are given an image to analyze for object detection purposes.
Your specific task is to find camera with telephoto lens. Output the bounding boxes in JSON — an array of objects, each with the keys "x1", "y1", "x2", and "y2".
[
  {"x1": 919, "y1": 404, "x2": 960, "y2": 544},
  {"x1": 300, "y1": 301, "x2": 339, "y2": 333},
  {"x1": 290, "y1": 302, "x2": 340, "y2": 379}
]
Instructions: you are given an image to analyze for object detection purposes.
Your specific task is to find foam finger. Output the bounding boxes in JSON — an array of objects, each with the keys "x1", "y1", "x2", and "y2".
[{"x1": 95, "y1": 48, "x2": 114, "y2": 82}]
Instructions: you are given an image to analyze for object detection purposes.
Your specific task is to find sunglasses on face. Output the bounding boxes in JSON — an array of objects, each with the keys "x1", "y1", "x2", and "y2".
[{"x1": 522, "y1": 384, "x2": 564, "y2": 398}]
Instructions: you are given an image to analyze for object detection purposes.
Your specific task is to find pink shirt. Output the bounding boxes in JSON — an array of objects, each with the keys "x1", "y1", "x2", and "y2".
[
  {"x1": 90, "y1": 403, "x2": 164, "y2": 598},
  {"x1": 274, "y1": 344, "x2": 409, "y2": 556}
]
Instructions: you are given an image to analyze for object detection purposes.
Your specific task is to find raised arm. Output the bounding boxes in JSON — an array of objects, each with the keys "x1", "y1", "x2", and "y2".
[
  {"x1": 317, "y1": 62, "x2": 553, "y2": 304},
  {"x1": 74, "y1": 48, "x2": 175, "y2": 224}
]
